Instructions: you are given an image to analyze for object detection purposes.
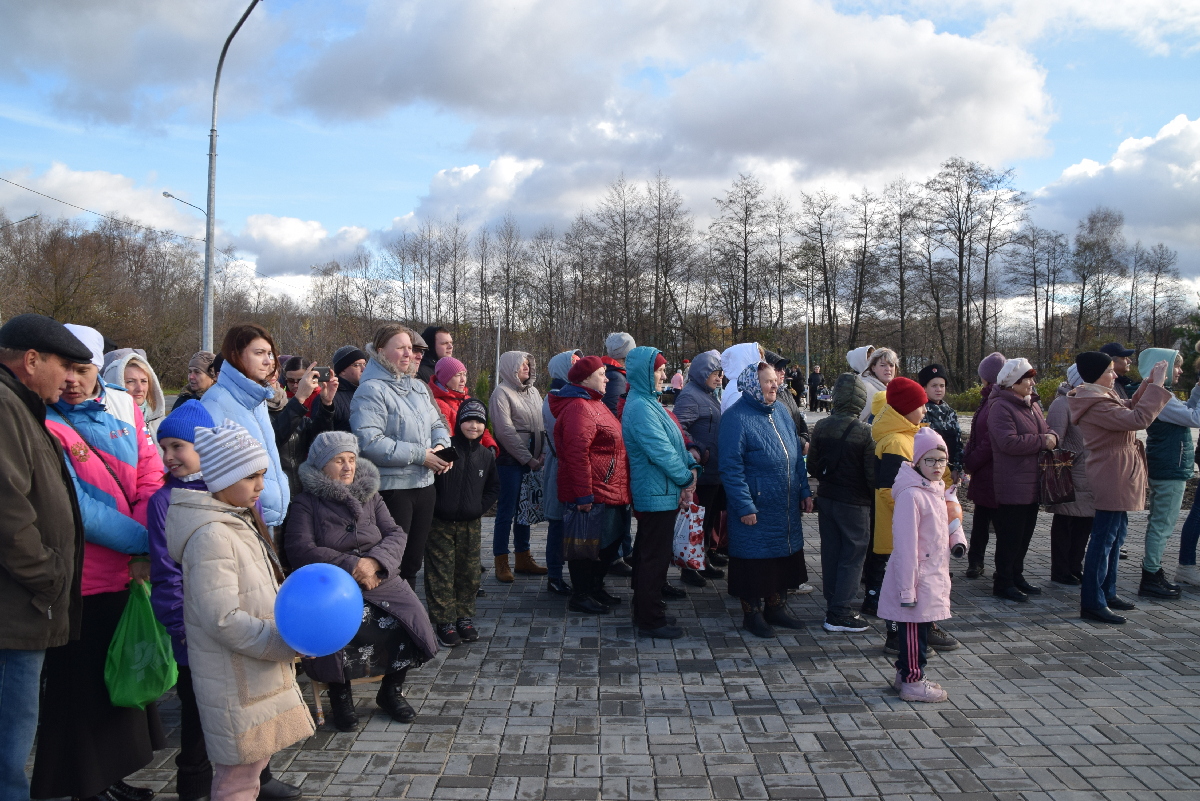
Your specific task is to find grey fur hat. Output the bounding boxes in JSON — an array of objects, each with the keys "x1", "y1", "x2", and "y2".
[{"x1": 307, "y1": 431, "x2": 359, "y2": 470}]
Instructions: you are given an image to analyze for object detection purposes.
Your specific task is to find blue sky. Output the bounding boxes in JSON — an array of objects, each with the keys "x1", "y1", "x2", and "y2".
[{"x1": 1, "y1": 1, "x2": 1198, "y2": 277}]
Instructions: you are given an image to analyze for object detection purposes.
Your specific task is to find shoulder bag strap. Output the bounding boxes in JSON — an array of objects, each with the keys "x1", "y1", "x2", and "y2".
[{"x1": 51, "y1": 407, "x2": 135, "y2": 508}]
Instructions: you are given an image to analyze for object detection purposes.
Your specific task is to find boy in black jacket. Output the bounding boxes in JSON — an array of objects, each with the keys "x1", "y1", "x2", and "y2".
[
  {"x1": 428, "y1": 398, "x2": 499, "y2": 647},
  {"x1": 807, "y1": 373, "x2": 875, "y2": 633}
]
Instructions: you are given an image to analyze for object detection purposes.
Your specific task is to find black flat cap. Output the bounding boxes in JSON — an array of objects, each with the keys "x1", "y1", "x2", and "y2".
[
  {"x1": 1099, "y1": 342, "x2": 1135, "y2": 358},
  {"x1": 0, "y1": 313, "x2": 95, "y2": 363}
]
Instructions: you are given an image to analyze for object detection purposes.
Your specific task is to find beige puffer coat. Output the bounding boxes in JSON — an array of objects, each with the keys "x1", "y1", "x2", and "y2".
[
  {"x1": 166, "y1": 489, "x2": 314, "y2": 766},
  {"x1": 488, "y1": 351, "x2": 544, "y2": 466}
]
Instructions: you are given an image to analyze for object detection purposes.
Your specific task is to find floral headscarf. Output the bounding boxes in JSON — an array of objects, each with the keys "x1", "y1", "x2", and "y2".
[{"x1": 736, "y1": 362, "x2": 770, "y2": 406}]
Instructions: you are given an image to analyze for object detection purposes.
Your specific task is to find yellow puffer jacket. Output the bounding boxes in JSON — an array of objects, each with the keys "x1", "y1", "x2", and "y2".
[{"x1": 872, "y1": 404, "x2": 921, "y2": 555}]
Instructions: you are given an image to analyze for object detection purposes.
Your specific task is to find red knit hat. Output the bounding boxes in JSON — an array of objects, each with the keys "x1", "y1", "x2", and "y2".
[
  {"x1": 568, "y1": 355, "x2": 604, "y2": 384},
  {"x1": 654, "y1": 353, "x2": 667, "y2": 369},
  {"x1": 886, "y1": 376, "x2": 927, "y2": 416}
]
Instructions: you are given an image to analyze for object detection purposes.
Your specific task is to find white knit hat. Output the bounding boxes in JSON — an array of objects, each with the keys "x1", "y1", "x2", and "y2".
[
  {"x1": 996, "y1": 357, "x2": 1034, "y2": 388},
  {"x1": 63, "y1": 324, "x2": 104, "y2": 368},
  {"x1": 194, "y1": 419, "x2": 272, "y2": 493}
]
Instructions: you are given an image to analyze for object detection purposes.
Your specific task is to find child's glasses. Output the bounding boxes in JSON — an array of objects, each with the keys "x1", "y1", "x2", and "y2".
[{"x1": 921, "y1": 457, "x2": 949, "y2": 468}]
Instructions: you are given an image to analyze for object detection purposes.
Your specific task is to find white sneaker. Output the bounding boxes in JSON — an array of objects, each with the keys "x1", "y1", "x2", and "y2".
[
  {"x1": 899, "y1": 679, "x2": 948, "y2": 703},
  {"x1": 1175, "y1": 564, "x2": 1200, "y2": 586},
  {"x1": 795, "y1": 583, "x2": 816, "y2": 594}
]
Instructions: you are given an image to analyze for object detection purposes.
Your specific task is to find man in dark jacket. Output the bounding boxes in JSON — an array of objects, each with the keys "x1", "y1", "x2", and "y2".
[
  {"x1": 312, "y1": 345, "x2": 367, "y2": 434},
  {"x1": 416, "y1": 326, "x2": 453, "y2": 383},
  {"x1": 1100, "y1": 342, "x2": 1136, "y2": 399},
  {"x1": 0, "y1": 313, "x2": 89, "y2": 800},
  {"x1": 808, "y1": 373, "x2": 874, "y2": 633},
  {"x1": 807, "y1": 366, "x2": 825, "y2": 411},
  {"x1": 275, "y1": 356, "x2": 337, "y2": 493}
]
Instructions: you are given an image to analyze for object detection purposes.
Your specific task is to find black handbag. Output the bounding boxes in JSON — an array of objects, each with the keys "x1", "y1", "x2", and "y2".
[{"x1": 1039, "y1": 448, "x2": 1076, "y2": 505}]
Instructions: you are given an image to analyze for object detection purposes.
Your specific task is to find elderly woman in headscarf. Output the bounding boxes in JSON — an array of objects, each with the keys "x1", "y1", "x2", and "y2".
[
  {"x1": 541, "y1": 348, "x2": 583, "y2": 595},
  {"x1": 719, "y1": 342, "x2": 763, "y2": 412},
  {"x1": 720, "y1": 361, "x2": 814, "y2": 639},
  {"x1": 1045, "y1": 365, "x2": 1094, "y2": 585}
]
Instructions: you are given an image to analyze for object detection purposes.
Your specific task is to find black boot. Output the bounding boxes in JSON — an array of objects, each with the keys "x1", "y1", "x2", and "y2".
[
  {"x1": 741, "y1": 599, "x2": 776, "y2": 638},
  {"x1": 1138, "y1": 568, "x2": 1182, "y2": 599},
  {"x1": 763, "y1": 597, "x2": 804, "y2": 630},
  {"x1": 327, "y1": 682, "x2": 359, "y2": 732},
  {"x1": 680, "y1": 568, "x2": 707, "y2": 587},
  {"x1": 376, "y1": 672, "x2": 415, "y2": 723}
]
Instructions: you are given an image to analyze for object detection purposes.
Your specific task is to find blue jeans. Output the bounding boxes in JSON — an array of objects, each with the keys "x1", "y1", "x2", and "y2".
[
  {"x1": 0, "y1": 649, "x2": 45, "y2": 801},
  {"x1": 1082, "y1": 510, "x2": 1128, "y2": 610},
  {"x1": 493, "y1": 464, "x2": 531, "y2": 556},
  {"x1": 1179, "y1": 501, "x2": 1200, "y2": 566},
  {"x1": 545, "y1": 518, "x2": 564, "y2": 580}
]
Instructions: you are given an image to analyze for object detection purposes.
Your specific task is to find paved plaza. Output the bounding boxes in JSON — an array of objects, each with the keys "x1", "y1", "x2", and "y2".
[{"x1": 127, "y1": 506, "x2": 1200, "y2": 800}]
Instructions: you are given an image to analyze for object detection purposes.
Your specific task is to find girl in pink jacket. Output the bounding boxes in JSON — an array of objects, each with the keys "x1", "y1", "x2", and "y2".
[{"x1": 878, "y1": 427, "x2": 967, "y2": 703}]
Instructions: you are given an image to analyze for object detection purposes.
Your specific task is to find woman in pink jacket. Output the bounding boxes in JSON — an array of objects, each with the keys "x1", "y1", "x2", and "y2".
[{"x1": 878, "y1": 427, "x2": 967, "y2": 704}]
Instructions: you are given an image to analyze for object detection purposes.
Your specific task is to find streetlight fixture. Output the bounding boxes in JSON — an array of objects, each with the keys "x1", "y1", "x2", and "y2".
[
  {"x1": 201, "y1": 0, "x2": 262, "y2": 352},
  {"x1": 163, "y1": 191, "x2": 207, "y2": 218}
]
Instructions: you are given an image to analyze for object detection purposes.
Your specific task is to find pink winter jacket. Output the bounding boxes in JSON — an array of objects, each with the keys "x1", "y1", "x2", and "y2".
[{"x1": 877, "y1": 462, "x2": 967, "y2": 623}]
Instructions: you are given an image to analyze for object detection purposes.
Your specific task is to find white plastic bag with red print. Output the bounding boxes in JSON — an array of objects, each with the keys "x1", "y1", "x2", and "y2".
[{"x1": 673, "y1": 502, "x2": 706, "y2": 570}]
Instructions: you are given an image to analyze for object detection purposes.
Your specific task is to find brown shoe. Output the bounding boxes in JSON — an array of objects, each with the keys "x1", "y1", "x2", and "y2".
[
  {"x1": 514, "y1": 550, "x2": 548, "y2": 575},
  {"x1": 494, "y1": 554, "x2": 514, "y2": 583}
]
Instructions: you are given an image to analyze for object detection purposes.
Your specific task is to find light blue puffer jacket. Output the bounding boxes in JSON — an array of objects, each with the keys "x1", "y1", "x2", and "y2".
[
  {"x1": 719, "y1": 366, "x2": 811, "y2": 559},
  {"x1": 350, "y1": 345, "x2": 451, "y2": 491},
  {"x1": 200, "y1": 364, "x2": 289, "y2": 526},
  {"x1": 620, "y1": 347, "x2": 698, "y2": 513}
]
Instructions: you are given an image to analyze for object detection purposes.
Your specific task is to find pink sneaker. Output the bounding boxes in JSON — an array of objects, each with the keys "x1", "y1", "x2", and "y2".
[
  {"x1": 893, "y1": 671, "x2": 942, "y2": 692},
  {"x1": 899, "y1": 679, "x2": 948, "y2": 703}
]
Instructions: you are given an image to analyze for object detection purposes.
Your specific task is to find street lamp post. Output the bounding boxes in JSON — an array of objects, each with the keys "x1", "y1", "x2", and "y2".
[{"x1": 202, "y1": 0, "x2": 261, "y2": 352}]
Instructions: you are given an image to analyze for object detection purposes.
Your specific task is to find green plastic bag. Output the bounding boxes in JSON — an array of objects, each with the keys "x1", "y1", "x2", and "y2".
[{"x1": 104, "y1": 579, "x2": 178, "y2": 709}]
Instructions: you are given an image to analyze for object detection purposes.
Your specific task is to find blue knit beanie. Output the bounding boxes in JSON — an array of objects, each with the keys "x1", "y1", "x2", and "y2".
[{"x1": 157, "y1": 399, "x2": 215, "y2": 443}]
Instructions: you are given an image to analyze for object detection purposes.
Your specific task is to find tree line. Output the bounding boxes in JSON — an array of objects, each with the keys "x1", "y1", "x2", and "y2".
[{"x1": 0, "y1": 156, "x2": 1192, "y2": 390}]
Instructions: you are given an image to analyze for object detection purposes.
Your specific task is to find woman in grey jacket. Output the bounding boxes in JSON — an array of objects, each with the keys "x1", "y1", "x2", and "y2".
[
  {"x1": 350, "y1": 324, "x2": 452, "y2": 589},
  {"x1": 673, "y1": 350, "x2": 727, "y2": 578}
]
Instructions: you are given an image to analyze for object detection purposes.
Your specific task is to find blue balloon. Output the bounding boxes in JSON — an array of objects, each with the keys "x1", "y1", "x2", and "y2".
[{"x1": 274, "y1": 563, "x2": 363, "y2": 657}]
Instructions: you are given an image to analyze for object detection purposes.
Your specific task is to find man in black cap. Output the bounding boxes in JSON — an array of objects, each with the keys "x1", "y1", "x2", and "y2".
[
  {"x1": 312, "y1": 344, "x2": 368, "y2": 434},
  {"x1": 1100, "y1": 342, "x2": 1136, "y2": 399},
  {"x1": 0, "y1": 313, "x2": 89, "y2": 799}
]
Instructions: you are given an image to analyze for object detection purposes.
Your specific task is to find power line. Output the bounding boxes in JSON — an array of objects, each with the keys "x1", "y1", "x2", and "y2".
[{"x1": 0, "y1": 174, "x2": 301, "y2": 293}]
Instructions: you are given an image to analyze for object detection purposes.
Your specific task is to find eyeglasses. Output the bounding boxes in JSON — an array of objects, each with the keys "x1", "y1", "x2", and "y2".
[{"x1": 921, "y1": 457, "x2": 949, "y2": 468}]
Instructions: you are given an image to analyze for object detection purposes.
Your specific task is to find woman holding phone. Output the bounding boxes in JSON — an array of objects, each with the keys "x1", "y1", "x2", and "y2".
[{"x1": 350, "y1": 324, "x2": 452, "y2": 589}]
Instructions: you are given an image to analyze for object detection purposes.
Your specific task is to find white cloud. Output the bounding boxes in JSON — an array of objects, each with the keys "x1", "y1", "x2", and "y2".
[
  {"x1": 236, "y1": 214, "x2": 371, "y2": 276},
  {"x1": 1033, "y1": 114, "x2": 1200, "y2": 274}
]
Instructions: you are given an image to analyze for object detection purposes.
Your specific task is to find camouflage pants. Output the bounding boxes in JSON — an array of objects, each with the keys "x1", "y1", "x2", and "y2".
[{"x1": 425, "y1": 518, "x2": 481, "y2": 624}]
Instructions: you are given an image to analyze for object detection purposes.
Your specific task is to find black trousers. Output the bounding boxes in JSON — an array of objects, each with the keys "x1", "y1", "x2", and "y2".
[
  {"x1": 568, "y1": 540, "x2": 621, "y2": 598},
  {"x1": 817, "y1": 497, "x2": 871, "y2": 619},
  {"x1": 695, "y1": 483, "x2": 726, "y2": 552},
  {"x1": 967, "y1": 504, "x2": 998, "y2": 567},
  {"x1": 895, "y1": 622, "x2": 931, "y2": 683},
  {"x1": 993, "y1": 502, "x2": 1040, "y2": 590},
  {"x1": 174, "y1": 666, "x2": 274, "y2": 800},
  {"x1": 381, "y1": 485, "x2": 437, "y2": 589},
  {"x1": 631, "y1": 510, "x2": 678, "y2": 629},
  {"x1": 1050, "y1": 514, "x2": 1093, "y2": 580}
]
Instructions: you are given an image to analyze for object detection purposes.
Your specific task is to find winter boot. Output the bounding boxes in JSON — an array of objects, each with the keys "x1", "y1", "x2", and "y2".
[
  {"x1": 327, "y1": 682, "x2": 359, "y2": 732},
  {"x1": 376, "y1": 672, "x2": 415, "y2": 723},
  {"x1": 1138, "y1": 568, "x2": 1182, "y2": 599},
  {"x1": 679, "y1": 568, "x2": 707, "y2": 587},
  {"x1": 494, "y1": 554, "x2": 514, "y2": 583},
  {"x1": 740, "y1": 600, "x2": 776, "y2": 639},
  {"x1": 763, "y1": 594, "x2": 805, "y2": 629},
  {"x1": 514, "y1": 550, "x2": 548, "y2": 575}
]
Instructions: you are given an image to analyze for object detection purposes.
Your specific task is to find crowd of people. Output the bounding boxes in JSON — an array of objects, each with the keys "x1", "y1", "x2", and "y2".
[{"x1": 1, "y1": 311, "x2": 1196, "y2": 800}]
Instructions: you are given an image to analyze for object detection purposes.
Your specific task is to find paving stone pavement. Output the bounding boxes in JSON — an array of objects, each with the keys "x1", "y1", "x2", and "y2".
[{"x1": 123, "y1": 504, "x2": 1200, "y2": 801}]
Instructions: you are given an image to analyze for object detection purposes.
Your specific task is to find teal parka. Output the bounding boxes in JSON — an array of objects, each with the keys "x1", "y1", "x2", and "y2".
[{"x1": 620, "y1": 347, "x2": 698, "y2": 512}]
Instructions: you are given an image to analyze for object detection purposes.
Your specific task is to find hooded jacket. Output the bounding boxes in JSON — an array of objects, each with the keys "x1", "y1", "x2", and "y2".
[
  {"x1": 433, "y1": 426, "x2": 500, "y2": 522},
  {"x1": 47, "y1": 382, "x2": 164, "y2": 596},
  {"x1": 808, "y1": 373, "x2": 874, "y2": 507},
  {"x1": 147, "y1": 472, "x2": 207, "y2": 664},
  {"x1": 284, "y1": 458, "x2": 438, "y2": 682},
  {"x1": 871, "y1": 404, "x2": 922, "y2": 555},
  {"x1": 489, "y1": 351, "x2": 544, "y2": 467},
  {"x1": 166, "y1": 490, "x2": 315, "y2": 765},
  {"x1": 963, "y1": 384, "x2": 998, "y2": 508},
  {"x1": 846, "y1": 346, "x2": 873, "y2": 375},
  {"x1": 621, "y1": 347, "x2": 698, "y2": 512},
  {"x1": 876, "y1": 462, "x2": 967, "y2": 623},
  {"x1": 1068, "y1": 380, "x2": 1171, "y2": 511},
  {"x1": 988, "y1": 388, "x2": 1050, "y2": 506},
  {"x1": 672, "y1": 350, "x2": 723, "y2": 485},
  {"x1": 102, "y1": 350, "x2": 167, "y2": 445},
  {"x1": 415, "y1": 325, "x2": 444, "y2": 383},
  {"x1": 430, "y1": 378, "x2": 498, "y2": 457},
  {"x1": 542, "y1": 350, "x2": 581, "y2": 521},
  {"x1": 719, "y1": 343, "x2": 761, "y2": 412},
  {"x1": 350, "y1": 344, "x2": 451, "y2": 491},
  {"x1": 719, "y1": 364, "x2": 812, "y2": 559},
  {"x1": 551, "y1": 384, "x2": 631, "y2": 507},
  {"x1": 1136, "y1": 347, "x2": 1200, "y2": 481},
  {"x1": 201, "y1": 363, "x2": 290, "y2": 526},
  {"x1": 0, "y1": 365, "x2": 84, "y2": 650},
  {"x1": 1046, "y1": 377, "x2": 1095, "y2": 518}
]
